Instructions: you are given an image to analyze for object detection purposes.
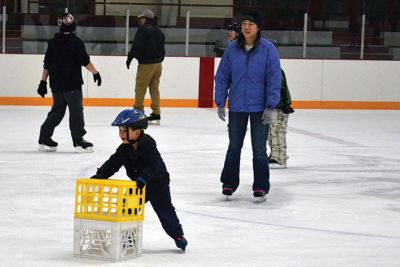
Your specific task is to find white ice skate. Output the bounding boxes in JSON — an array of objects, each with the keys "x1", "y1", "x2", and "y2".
[
  {"x1": 74, "y1": 146, "x2": 94, "y2": 153},
  {"x1": 38, "y1": 144, "x2": 57, "y2": 152},
  {"x1": 73, "y1": 139, "x2": 94, "y2": 153},
  {"x1": 269, "y1": 159, "x2": 287, "y2": 169},
  {"x1": 253, "y1": 190, "x2": 266, "y2": 203},
  {"x1": 38, "y1": 138, "x2": 58, "y2": 152}
]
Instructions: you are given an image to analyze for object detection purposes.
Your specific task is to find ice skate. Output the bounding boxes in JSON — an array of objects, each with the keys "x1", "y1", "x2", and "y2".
[
  {"x1": 73, "y1": 138, "x2": 94, "y2": 153},
  {"x1": 269, "y1": 158, "x2": 287, "y2": 169},
  {"x1": 253, "y1": 190, "x2": 266, "y2": 203},
  {"x1": 222, "y1": 187, "x2": 233, "y2": 200},
  {"x1": 175, "y1": 236, "x2": 188, "y2": 252},
  {"x1": 38, "y1": 138, "x2": 58, "y2": 152},
  {"x1": 147, "y1": 113, "x2": 160, "y2": 125}
]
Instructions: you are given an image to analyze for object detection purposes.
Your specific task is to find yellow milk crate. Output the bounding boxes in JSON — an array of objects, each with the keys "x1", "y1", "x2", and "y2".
[
  {"x1": 74, "y1": 178, "x2": 146, "y2": 261},
  {"x1": 74, "y1": 178, "x2": 145, "y2": 222}
]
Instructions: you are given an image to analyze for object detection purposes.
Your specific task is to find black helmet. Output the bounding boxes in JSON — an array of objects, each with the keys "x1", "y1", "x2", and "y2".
[
  {"x1": 111, "y1": 108, "x2": 148, "y2": 130},
  {"x1": 227, "y1": 22, "x2": 241, "y2": 34},
  {"x1": 57, "y1": 13, "x2": 76, "y2": 33}
]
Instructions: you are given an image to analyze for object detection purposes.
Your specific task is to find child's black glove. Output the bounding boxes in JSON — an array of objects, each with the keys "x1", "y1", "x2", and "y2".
[
  {"x1": 93, "y1": 72, "x2": 102, "y2": 86},
  {"x1": 136, "y1": 177, "x2": 146, "y2": 189},
  {"x1": 91, "y1": 174, "x2": 106, "y2": 179},
  {"x1": 37, "y1": 80, "x2": 47, "y2": 98}
]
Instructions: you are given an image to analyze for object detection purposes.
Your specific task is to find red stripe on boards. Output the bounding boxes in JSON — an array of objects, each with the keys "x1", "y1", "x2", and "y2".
[{"x1": 198, "y1": 57, "x2": 215, "y2": 108}]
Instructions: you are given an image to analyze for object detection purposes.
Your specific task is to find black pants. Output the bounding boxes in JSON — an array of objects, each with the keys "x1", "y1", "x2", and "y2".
[
  {"x1": 39, "y1": 89, "x2": 86, "y2": 143},
  {"x1": 148, "y1": 183, "x2": 184, "y2": 239}
]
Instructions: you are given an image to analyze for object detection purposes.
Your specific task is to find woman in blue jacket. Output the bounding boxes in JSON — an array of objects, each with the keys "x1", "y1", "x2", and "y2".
[{"x1": 214, "y1": 10, "x2": 281, "y2": 202}]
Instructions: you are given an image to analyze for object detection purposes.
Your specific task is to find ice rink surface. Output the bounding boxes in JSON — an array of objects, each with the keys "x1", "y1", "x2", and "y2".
[{"x1": 0, "y1": 106, "x2": 399, "y2": 267}]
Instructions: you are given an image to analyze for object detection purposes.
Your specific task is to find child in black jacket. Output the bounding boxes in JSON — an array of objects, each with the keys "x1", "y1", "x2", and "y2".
[{"x1": 91, "y1": 108, "x2": 187, "y2": 251}]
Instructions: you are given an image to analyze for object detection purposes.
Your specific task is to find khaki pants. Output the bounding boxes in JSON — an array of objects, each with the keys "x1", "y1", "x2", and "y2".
[
  {"x1": 134, "y1": 63, "x2": 162, "y2": 115},
  {"x1": 268, "y1": 109, "x2": 289, "y2": 165}
]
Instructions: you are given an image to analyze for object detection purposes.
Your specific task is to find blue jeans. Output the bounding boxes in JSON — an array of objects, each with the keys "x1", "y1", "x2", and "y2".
[{"x1": 220, "y1": 111, "x2": 270, "y2": 193}]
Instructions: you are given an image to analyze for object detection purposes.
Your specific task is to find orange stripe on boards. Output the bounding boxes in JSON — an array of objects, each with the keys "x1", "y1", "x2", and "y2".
[
  {"x1": 0, "y1": 97, "x2": 199, "y2": 107},
  {"x1": 1, "y1": 97, "x2": 399, "y2": 109},
  {"x1": 0, "y1": 97, "x2": 53, "y2": 106}
]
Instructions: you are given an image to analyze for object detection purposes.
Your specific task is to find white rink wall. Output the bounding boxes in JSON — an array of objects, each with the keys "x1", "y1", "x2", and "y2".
[
  {"x1": 1, "y1": 54, "x2": 400, "y2": 102},
  {"x1": 0, "y1": 54, "x2": 199, "y2": 99}
]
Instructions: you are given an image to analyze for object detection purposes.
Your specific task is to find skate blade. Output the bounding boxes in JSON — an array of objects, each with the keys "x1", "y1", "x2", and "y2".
[
  {"x1": 148, "y1": 120, "x2": 160, "y2": 125},
  {"x1": 269, "y1": 164, "x2": 287, "y2": 169},
  {"x1": 74, "y1": 146, "x2": 94, "y2": 153},
  {"x1": 254, "y1": 196, "x2": 266, "y2": 203},
  {"x1": 38, "y1": 144, "x2": 57, "y2": 152}
]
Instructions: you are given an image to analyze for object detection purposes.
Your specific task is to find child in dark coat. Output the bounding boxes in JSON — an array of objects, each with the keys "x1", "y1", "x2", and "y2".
[{"x1": 91, "y1": 108, "x2": 187, "y2": 251}]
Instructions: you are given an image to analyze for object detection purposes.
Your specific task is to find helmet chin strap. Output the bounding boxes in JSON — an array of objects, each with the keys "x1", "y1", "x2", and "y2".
[{"x1": 126, "y1": 127, "x2": 142, "y2": 144}]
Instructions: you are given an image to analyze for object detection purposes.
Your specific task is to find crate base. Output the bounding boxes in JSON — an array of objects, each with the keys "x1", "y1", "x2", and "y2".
[{"x1": 73, "y1": 219, "x2": 142, "y2": 261}]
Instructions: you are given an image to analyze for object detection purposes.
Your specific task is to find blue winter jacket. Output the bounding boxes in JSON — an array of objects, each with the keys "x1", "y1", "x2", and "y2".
[{"x1": 214, "y1": 36, "x2": 281, "y2": 112}]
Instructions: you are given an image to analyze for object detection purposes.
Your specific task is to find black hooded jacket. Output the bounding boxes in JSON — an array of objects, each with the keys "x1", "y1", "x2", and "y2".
[
  {"x1": 127, "y1": 21, "x2": 165, "y2": 64},
  {"x1": 43, "y1": 33, "x2": 90, "y2": 92},
  {"x1": 94, "y1": 133, "x2": 170, "y2": 198}
]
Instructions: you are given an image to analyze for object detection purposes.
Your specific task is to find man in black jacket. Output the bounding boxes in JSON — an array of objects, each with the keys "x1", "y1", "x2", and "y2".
[
  {"x1": 37, "y1": 13, "x2": 101, "y2": 153},
  {"x1": 126, "y1": 9, "x2": 165, "y2": 125},
  {"x1": 92, "y1": 108, "x2": 188, "y2": 251}
]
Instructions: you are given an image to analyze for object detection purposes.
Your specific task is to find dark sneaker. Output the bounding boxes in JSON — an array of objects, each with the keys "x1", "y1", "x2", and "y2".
[
  {"x1": 175, "y1": 236, "x2": 188, "y2": 251},
  {"x1": 253, "y1": 190, "x2": 266, "y2": 202},
  {"x1": 147, "y1": 113, "x2": 160, "y2": 125},
  {"x1": 38, "y1": 138, "x2": 58, "y2": 152},
  {"x1": 269, "y1": 158, "x2": 287, "y2": 169},
  {"x1": 73, "y1": 138, "x2": 94, "y2": 153}
]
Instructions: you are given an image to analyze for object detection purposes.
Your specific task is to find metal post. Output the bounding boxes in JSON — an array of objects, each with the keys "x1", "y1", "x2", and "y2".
[
  {"x1": 185, "y1": 10, "x2": 190, "y2": 56},
  {"x1": 125, "y1": 9, "x2": 130, "y2": 56},
  {"x1": 302, "y1": 12, "x2": 308, "y2": 59},
  {"x1": 2, "y1": 6, "x2": 6, "y2": 53},
  {"x1": 360, "y1": 14, "x2": 366, "y2": 60}
]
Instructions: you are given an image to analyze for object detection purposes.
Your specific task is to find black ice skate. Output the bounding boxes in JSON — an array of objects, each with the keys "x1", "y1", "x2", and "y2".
[
  {"x1": 253, "y1": 190, "x2": 266, "y2": 203},
  {"x1": 147, "y1": 113, "x2": 160, "y2": 125},
  {"x1": 38, "y1": 138, "x2": 58, "y2": 152},
  {"x1": 175, "y1": 236, "x2": 188, "y2": 252},
  {"x1": 73, "y1": 138, "x2": 94, "y2": 153},
  {"x1": 222, "y1": 187, "x2": 233, "y2": 200}
]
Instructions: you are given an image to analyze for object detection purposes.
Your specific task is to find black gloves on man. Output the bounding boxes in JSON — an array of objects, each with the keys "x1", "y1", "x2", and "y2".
[
  {"x1": 93, "y1": 72, "x2": 102, "y2": 86},
  {"x1": 37, "y1": 80, "x2": 47, "y2": 98},
  {"x1": 126, "y1": 54, "x2": 134, "y2": 69}
]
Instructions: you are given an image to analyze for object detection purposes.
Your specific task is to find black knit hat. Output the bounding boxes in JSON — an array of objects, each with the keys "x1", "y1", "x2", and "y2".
[{"x1": 240, "y1": 10, "x2": 263, "y2": 29}]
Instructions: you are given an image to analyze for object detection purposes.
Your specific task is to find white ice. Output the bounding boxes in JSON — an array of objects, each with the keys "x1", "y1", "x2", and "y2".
[{"x1": 0, "y1": 106, "x2": 399, "y2": 267}]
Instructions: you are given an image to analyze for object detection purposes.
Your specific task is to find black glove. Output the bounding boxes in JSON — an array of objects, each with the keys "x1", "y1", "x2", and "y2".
[
  {"x1": 136, "y1": 177, "x2": 146, "y2": 189},
  {"x1": 93, "y1": 72, "x2": 102, "y2": 86},
  {"x1": 91, "y1": 173, "x2": 107, "y2": 179},
  {"x1": 37, "y1": 80, "x2": 47, "y2": 98},
  {"x1": 281, "y1": 105, "x2": 295, "y2": 114},
  {"x1": 126, "y1": 54, "x2": 133, "y2": 69},
  {"x1": 126, "y1": 59, "x2": 132, "y2": 69}
]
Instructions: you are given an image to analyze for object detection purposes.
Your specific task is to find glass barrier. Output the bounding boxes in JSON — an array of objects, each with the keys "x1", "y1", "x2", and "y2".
[{"x1": 1, "y1": 0, "x2": 399, "y2": 60}]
